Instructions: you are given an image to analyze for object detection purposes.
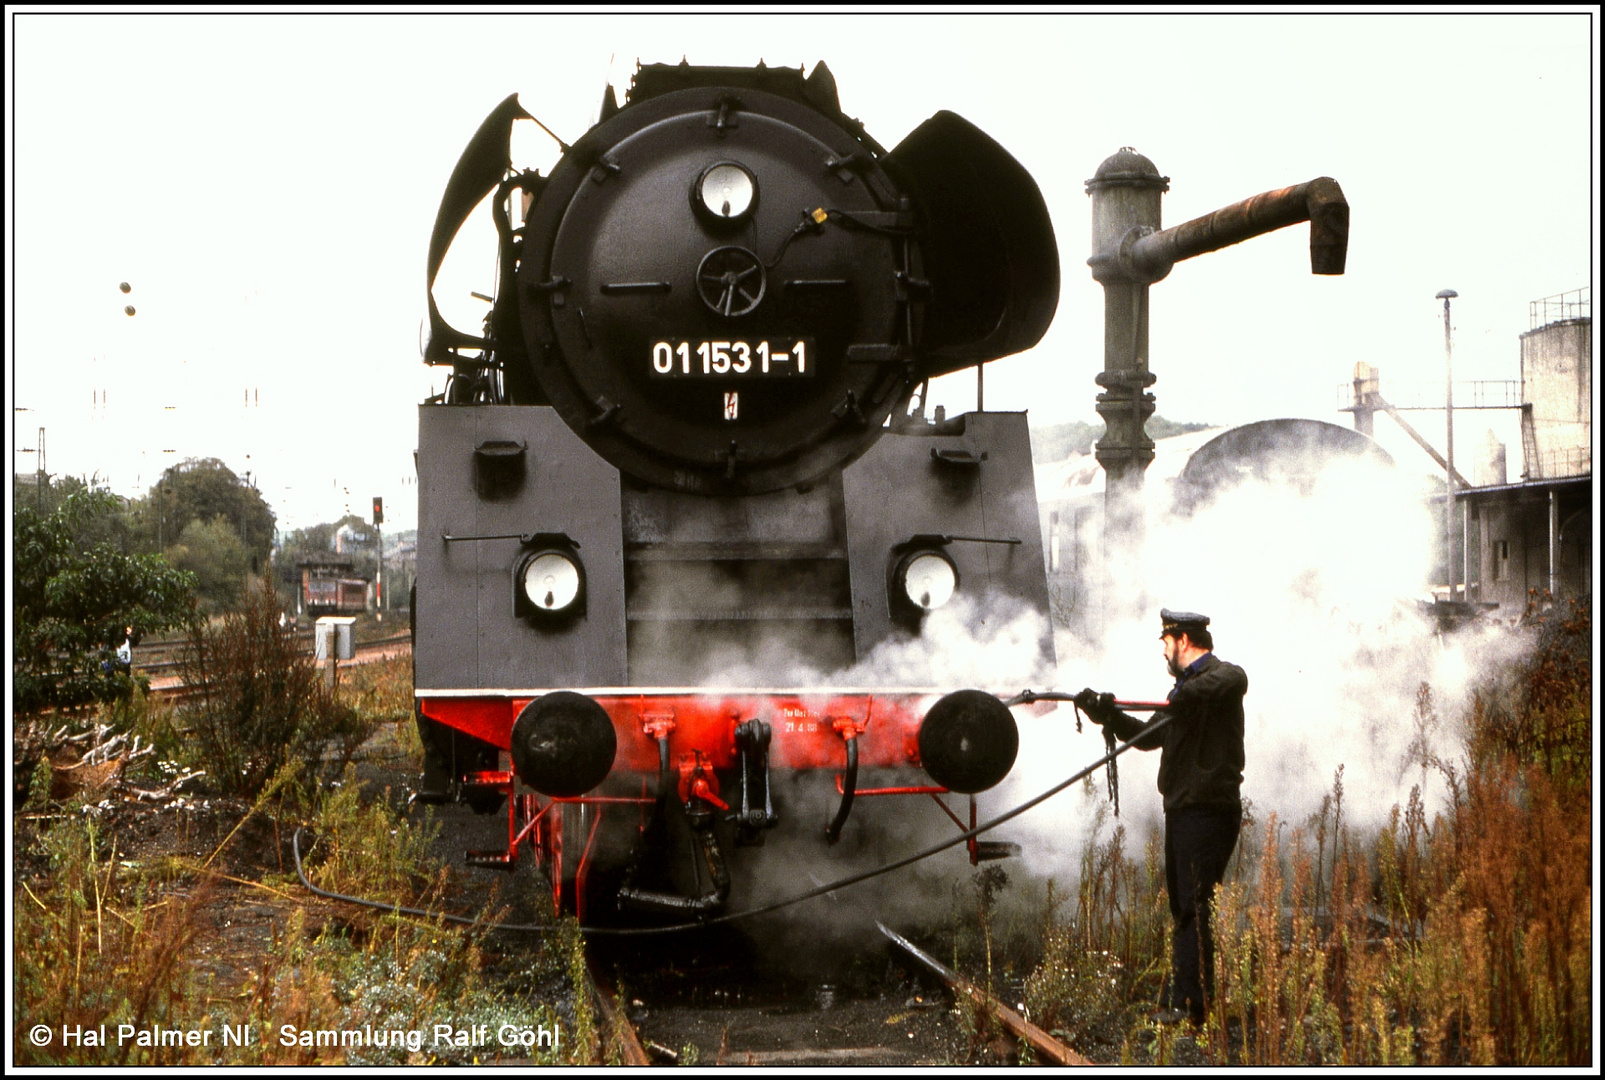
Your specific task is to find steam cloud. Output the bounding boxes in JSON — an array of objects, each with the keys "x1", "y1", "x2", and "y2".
[
  {"x1": 999, "y1": 448, "x2": 1538, "y2": 889},
  {"x1": 629, "y1": 443, "x2": 1541, "y2": 944}
]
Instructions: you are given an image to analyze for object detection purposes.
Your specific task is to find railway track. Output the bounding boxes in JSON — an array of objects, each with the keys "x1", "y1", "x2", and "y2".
[
  {"x1": 140, "y1": 633, "x2": 412, "y2": 700},
  {"x1": 584, "y1": 958, "x2": 654, "y2": 1065},
  {"x1": 877, "y1": 921, "x2": 1093, "y2": 1066},
  {"x1": 578, "y1": 922, "x2": 1097, "y2": 1067}
]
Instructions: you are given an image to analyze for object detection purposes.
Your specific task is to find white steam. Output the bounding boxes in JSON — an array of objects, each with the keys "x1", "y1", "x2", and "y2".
[
  {"x1": 704, "y1": 591, "x2": 1059, "y2": 941},
  {"x1": 655, "y1": 446, "x2": 1541, "y2": 931},
  {"x1": 846, "y1": 592, "x2": 1054, "y2": 689},
  {"x1": 995, "y1": 450, "x2": 1539, "y2": 888}
]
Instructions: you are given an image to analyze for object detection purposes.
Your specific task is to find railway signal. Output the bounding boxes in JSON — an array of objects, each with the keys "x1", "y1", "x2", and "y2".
[{"x1": 373, "y1": 497, "x2": 384, "y2": 620}]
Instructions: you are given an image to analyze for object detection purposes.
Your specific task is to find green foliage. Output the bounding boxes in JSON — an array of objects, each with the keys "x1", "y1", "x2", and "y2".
[
  {"x1": 178, "y1": 577, "x2": 370, "y2": 795},
  {"x1": 1467, "y1": 598, "x2": 1591, "y2": 795},
  {"x1": 276, "y1": 522, "x2": 338, "y2": 569},
  {"x1": 268, "y1": 771, "x2": 574, "y2": 1065},
  {"x1": 12, "y1": 487, "x2": 197, "y2": 715},
  {"x1": 17, "y1": 765, "x2": 570, "y2": 1066},
  {"x1": 165, "y1": 515, "x2": 254, "y2": 613},
  {"x1": 14, "y1": 473, "x2": 139, "y2": 550},
  {"x1": 564, "y1": 919, "x2": 598, "y2": 1063},
  {"x1": 1030, "y1": 416, "x2": 1216, "y2": 463},
  {"x1": 305, "y1": 765, "x2": 442, "y2": 902},
  {"x1": 130, "y1": 457, "x2": 275, "y2": 572}
]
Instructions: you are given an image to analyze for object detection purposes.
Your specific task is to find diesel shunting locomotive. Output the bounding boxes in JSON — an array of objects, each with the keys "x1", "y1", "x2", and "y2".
[{"x1": 412, "y1": 61, "x2": 1060, "y2": 921}]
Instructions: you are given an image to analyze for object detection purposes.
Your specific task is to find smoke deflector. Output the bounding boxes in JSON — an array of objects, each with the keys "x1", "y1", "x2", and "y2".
[{"x1": 887, "y1": 110, "x2": 1060, "y2": 377}]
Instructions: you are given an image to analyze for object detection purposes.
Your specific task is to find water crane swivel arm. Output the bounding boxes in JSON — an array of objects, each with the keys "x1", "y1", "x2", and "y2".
[
  {"x1": 1084, "y1": 148, "x2": 1350, "y2": 595},
  {"x1": 1119, "y1": 177, "x2": 1349, "y2": 285}
]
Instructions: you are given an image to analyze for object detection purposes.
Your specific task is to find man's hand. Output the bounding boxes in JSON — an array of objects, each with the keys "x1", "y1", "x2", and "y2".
[{"x1": 1073, "y1": 688, "x2": 1116, "y2": 722}]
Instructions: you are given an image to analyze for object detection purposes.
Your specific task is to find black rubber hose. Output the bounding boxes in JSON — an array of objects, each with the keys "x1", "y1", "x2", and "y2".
[
  {"x1": 291, "y1": 827, "x2": 554, "y2": 933},
  {"x1": 824, "y1": 735, "x2": 858, "y2": 845}
]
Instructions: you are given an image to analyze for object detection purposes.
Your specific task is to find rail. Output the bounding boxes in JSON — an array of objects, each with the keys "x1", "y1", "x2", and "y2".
[
  {"x1": 141, "y1": 631, "x2": 411, "y2": 667},
  {"x1": 143, "y1": 633, "x2": 412, "y2": 699},
  {"x1": 1528, "y1": 446, "x2": 1592, "y2": 480},
  {"x1": 878, "y1": 921, "x2": 1094, "y2": 1065},
  {"x1": 584, "y1": 959, "x2": 653, "y2": 1066}
]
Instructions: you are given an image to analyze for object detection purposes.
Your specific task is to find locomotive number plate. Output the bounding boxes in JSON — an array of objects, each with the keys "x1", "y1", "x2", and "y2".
[{"x1": 649, "y1": 338, "x2": 816, "y2": 378}]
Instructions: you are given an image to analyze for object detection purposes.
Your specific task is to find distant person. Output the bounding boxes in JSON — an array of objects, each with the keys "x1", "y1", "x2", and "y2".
[
  {"x1": 102, "y1": 626, "x2": 133, "y2": 679},
  {"x1": 1076, "y1": 609, "x2": 1247, "y2": 1026}
]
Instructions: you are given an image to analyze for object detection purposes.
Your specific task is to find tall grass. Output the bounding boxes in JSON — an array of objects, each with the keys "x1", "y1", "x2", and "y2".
[
  {"x1": 12, "y1": 817, "x2": 212, "y2": 1065},
  {"x1": 335, "y1": 653, "x2": 414, "y2": 731},
  {"x1": 14, "y1": 765, "x2": 598, "y2": 1065},
  {"x1": 1025, "y1": 602, "x2": 1592, "y2": 1066},
  {"x1": 242, "y1": 767, "x2": 577, "y2": 1065}
]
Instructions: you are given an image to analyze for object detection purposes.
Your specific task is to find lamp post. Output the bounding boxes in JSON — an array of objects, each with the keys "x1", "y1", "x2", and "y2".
[{"x1": 1436, "y1": 289, "x2": 1458, "y2": 602}]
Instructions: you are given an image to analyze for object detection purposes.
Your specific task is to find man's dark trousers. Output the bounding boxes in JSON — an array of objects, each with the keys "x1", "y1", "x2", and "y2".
[{"x1": 1162, "y1": 806, "x2": 1241, "y2": 1019}]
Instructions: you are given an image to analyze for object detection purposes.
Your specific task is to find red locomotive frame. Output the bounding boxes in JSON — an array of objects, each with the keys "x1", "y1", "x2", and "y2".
[{"x1": 421, "y1": 690, "x2": 1025, "y2": 922}]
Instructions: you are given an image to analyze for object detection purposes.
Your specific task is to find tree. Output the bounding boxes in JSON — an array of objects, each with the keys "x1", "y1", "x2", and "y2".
[
  {"x1": 276, "y1": 521, "x2": 339, "y2": 578},
  {"x1": 13, "y1": 488, "x2": 197, "y2": 714},
  {"x1": 131, "y1": 458, "x2": 275, "y2": 573},
  {"x1": 329, "y1": 514, "x2": 381, "y2": 583},
  {"x1": 164, "y1": 516, "x2": 252, "y2": 614},
  {"x1": 12, "y1": 473, "x2": 137, "y2": 552}
]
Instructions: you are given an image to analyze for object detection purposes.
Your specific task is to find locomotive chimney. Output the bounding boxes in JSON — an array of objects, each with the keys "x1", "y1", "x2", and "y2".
[{"x1": 1086, "y1": 149, "x2": 1348, "y2": 616}]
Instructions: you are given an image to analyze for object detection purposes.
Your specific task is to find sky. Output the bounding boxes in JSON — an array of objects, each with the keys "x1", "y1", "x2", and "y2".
[{"x1": 6, "y1": 8, "x2": 1598, "y2": 537}]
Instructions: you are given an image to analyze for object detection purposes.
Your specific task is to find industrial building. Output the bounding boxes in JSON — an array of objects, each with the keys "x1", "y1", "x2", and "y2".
[
  {"x1": 1459, "y1": 290, "x2": 1592, "y2": 614},
  {"x1": 1039, "y1": 288, "x2": 1591, "y2": 632},
  {"x1": 1340, "y1": 287, "x2": 1591, "y2": 617}
]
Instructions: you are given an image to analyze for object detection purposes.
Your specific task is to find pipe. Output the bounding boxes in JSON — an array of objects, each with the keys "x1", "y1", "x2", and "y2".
[
  {"x1": 656, "y1": 735, "x2": 672, "y2": 799},
  {"x1": 1442, "y1": 290, "x2": 1458, "y2": 601},
  {"x1": 616, "y1": 826, "x2": 731, "y2": 916},
  {"x1": 825, "y1": 735, "x2": 859, "y2": 845},
  {"x1": 1548, "y1": 488, "x2": 1559, "y2": 599},
  {"x1": 1125, "y1": 177, "x2": 1349, "y2": 283}
]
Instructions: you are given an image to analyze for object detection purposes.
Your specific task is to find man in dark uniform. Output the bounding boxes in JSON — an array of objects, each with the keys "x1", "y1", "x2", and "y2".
[{"x1": 1075, "y1": 608, "x2": 1247, "y2": 1026}]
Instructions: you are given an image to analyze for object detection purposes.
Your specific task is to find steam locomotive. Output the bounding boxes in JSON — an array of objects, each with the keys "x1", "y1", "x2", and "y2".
[{"x1": 412, "y1": 61, "x2": 1059, "y2": 921}]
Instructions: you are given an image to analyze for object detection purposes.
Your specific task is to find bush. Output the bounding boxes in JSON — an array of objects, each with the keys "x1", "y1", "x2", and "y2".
[
  {"x1": 179, "y1": 577, "x2": 370, "y2": 795},
  {"x1": 12, "y1": 487, "x2": 196, "y2": 715}
]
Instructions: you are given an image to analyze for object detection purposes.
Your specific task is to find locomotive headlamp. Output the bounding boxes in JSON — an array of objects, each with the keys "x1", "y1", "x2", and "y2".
[
  {"x1": 898, "y1": 550, "x2": 958, "y2": 611},
  {"x1": 695, "y1": 162, "x2": 757, "y2": 222},
  {"x1": 888, "y1": 538, "x2": 961, "y2": 629},
  {"x1": 507, "y1": 534, "x2": 587, "y2": 626},
  {"x1": 521, "y1": 551, "x2": 582, "y2": 612}
]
